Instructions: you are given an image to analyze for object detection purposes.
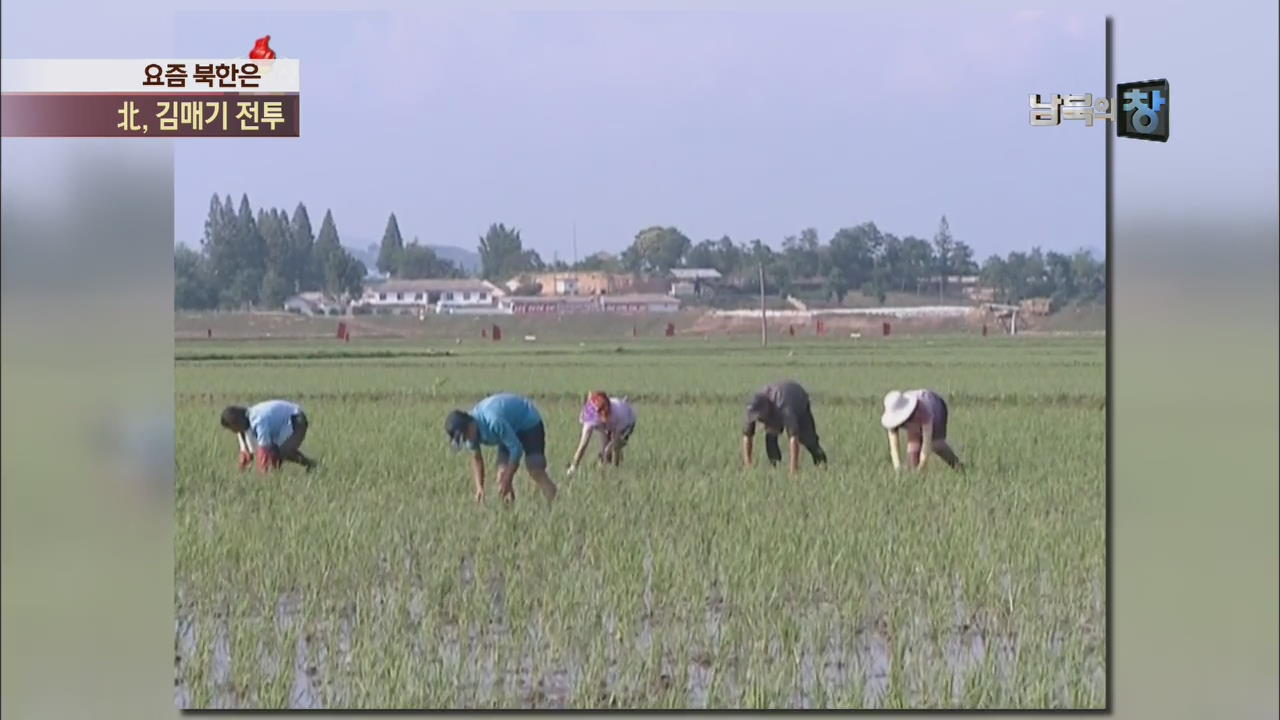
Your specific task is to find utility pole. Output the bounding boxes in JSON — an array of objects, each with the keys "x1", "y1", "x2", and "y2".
[
  {"x1": 759, "y1": 263, "x2": 768, "y2": 347},
  {"x1": 569, "y1": 222, "x2": 577, "y2": 295}
]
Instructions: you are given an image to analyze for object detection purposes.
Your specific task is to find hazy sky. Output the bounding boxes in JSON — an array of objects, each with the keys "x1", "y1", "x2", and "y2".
[
  {"x1": 4, "y1": 1, "x2": 1276, "y2": 263},
  {"x1": 165, "y1": 7, "x2": 1104, "y2": 260}
]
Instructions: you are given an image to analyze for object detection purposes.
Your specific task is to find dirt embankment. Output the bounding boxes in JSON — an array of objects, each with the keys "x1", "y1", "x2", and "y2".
[
  {"x1": 689, "y1": 311, "x2": 984, "y2": 336},
  {"x1": 177, "y1": 304, "x2": 1104, "y2": 342},
  {"x1": 687, "y1": 308, "x2": 1105, "y2": 337},
  {"x1": 176, "y1": 311, "x2": 706, "y2": 342}
]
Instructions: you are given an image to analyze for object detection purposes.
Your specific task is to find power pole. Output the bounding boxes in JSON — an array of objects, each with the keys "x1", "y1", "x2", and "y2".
[{"x1": 759, "y1": 263, "x2": 768, "y2": 347}]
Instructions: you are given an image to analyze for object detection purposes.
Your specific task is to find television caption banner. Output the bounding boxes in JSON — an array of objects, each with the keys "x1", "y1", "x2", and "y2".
[{"x1": 0, "y1": 59, "x2": 301, "y2": 138}]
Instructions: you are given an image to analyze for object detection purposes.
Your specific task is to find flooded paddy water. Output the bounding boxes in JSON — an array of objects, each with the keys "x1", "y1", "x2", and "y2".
[{"x1": 175, "y1": 553, "x2": 1105, "y2": 709}]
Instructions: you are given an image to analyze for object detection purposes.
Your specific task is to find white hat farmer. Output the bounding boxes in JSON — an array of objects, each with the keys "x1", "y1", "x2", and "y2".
[{"x1": 881, "y1": 389, "x2": 964, "y2": 472}]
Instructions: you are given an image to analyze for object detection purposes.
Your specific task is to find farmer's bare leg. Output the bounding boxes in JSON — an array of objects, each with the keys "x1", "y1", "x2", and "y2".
[
  {"x1": 597, "y1": 432, "x2": 614, "y2": 464},
  {"x1": 527, "y1": 468, "x2": 558, "y2": 502},
  {"x1": 787, "y1": 436, "x2": 801, "y2": 474},
  {"x1": 497, "y1": 462, "x2": 518, "y2": 501},
  {"x1": 524, "y1": 454, "x2": 558, "y2": 503},
  {"x1": 600, "y1": 433, "x2": 623, "y2": 467},
  {"x1": 931, "y1": 439, "x2": 962, "y2": 469},
  {"x1": 906, "y1": 440, "x2": 922, "y2": 469}
]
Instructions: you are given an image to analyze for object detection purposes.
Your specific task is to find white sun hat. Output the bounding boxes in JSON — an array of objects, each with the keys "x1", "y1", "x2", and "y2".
[{"x1": 881, "y1": 390, "x2": 918, "y2": 430}]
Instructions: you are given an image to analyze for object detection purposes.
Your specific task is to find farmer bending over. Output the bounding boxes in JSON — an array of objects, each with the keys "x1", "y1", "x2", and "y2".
[
  {"x1": 220, "y1": 400, "x2": 315, "y2": 473},
  {"x1": 742, "y1": 380, "x2": 828, "y2": 475},
  {"x1": 567, "y1": 391, "x2": 637, "y2": 475},
  {"x1": 445, "y1": 393, "x2": 558, "y2": 504},
  {"x1": 880, "y1": 389, "x2": 964, "y2": 472}
]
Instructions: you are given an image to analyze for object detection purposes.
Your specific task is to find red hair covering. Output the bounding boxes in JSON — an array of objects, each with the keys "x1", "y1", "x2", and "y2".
[{"x1": 588, "y1": 390, "x2": 611, "y2": 421}]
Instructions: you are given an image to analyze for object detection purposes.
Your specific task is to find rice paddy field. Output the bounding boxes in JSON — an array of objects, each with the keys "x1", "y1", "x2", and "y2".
[{"x1": 174, "y1": 333, "x2": 1106, "y2": 710}]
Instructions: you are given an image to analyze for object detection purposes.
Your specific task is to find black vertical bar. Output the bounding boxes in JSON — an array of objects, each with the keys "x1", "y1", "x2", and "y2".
[{"x1": 1104, "y1": 14, "x2": 1115, "y2": 714}]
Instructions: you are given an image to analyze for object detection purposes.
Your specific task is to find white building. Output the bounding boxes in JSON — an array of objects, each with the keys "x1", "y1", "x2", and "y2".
[
  {"x1": 283, "y1": 291, "x2": 346, "y2": 316},
  {"x1": 354, "y1": 279, "x2": 505, "y2": 315},
  {"x1": 669, "y1": 268, "x2": 722, "y2": 297},
  {"x1": 601, "y1": 293, "x2": 681, "y2": 313}
]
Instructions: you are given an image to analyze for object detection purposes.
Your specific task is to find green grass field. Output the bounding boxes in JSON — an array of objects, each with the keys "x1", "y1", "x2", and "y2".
[{"x1": 175, "y1": 335, "x2": 1106, "y2": 710}]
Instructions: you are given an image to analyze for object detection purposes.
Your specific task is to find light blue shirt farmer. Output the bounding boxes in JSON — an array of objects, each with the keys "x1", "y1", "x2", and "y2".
[
  {"x1": 468, "y1": 393, "x2": 543, "y2": 465},
  {"x1": 445, "y1": 393, "x2": 556, "y2": 504},
  {"x1": 222, "y1": 399, "x2": 315, "y2": 473},
  {"x1": 248, "y1": 400, "x2": 302, "y2": 448}
]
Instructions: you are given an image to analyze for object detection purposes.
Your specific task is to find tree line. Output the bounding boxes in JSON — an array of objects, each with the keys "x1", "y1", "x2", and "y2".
[
  {"x1": 177, "y1": 195, "x2": 478, "y2": 310},
  {"x1": 596, "y1": 219, "x2": 974, "y2": 304},
  {"x1": 485, "y1": 217, "x2": 978, "y2": 304},
  {"x1": 979, "y1": 246, "x2": 1105, "y2": 307},
  {"x1": 560, "y1": 216, "x2": 1104, "y2": 306},
  {"x1": 177, "y1": 194, "x2": 368, "y2": 310},
  {"x1": 177, "y1": 197, "x2": 1104, "y2": 311}
]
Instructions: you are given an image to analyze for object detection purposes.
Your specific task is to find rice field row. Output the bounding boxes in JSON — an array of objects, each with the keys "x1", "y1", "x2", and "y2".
[{"x1": 175, "y1": 335, "x2": 1106, "y2": 709}]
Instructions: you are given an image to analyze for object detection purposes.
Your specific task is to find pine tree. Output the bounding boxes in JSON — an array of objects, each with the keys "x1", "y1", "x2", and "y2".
[
  {"x1": 200, "y1": 193, "x2": 236, "y2": 289},
  {"x1": 314, "y1": 209, "x2": 343, "y2": 295},
  {"x1": 231, "y1": 194, "x2": 265, "y2": 308},
  {"x1": 311, "y1": 209, "x2": 365, "y2": 299},
  {"x1": 377, "y1": 212, "x2": 405, "y2": 276},
  {"x1": 290, "y1": 203, "x2": 316, "y2": 291},
  {"x1": 259, "y1": 208, "x2": 292, "y2": 306}
]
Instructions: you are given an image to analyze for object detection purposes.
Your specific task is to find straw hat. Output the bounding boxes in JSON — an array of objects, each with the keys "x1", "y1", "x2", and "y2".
[{"x1": 880, "y1": 390, "x2": 918, "y2": 430}]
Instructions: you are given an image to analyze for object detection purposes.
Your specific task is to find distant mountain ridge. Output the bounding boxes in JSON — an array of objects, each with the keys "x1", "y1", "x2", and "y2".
[
  {"x1": 346, "y1": 242, "x2": 480, "y2": 276},
  {"x1": 430, "y1": 245, "x2": 482, "y2": 274}
]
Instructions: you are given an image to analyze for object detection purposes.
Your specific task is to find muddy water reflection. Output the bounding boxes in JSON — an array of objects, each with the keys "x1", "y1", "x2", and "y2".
[{"x1": 174, "y1": 570, "x2": 1103, "y2": 709}]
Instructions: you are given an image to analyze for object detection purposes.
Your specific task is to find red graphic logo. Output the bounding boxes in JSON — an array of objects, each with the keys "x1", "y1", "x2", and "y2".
[{"x1": 249, "y1": 35, "x2": 276, "y2": 60}]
